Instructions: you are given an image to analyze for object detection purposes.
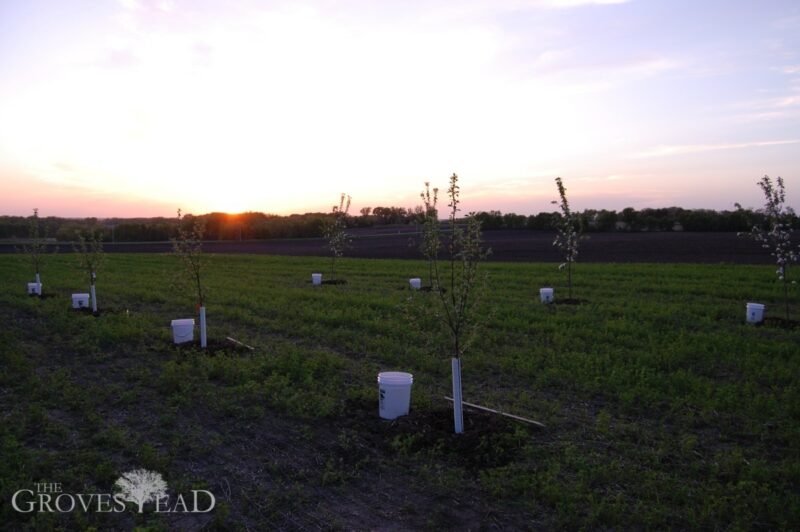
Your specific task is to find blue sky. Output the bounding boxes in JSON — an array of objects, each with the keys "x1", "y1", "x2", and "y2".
[{"x1": 0, "y1": 0, "x2": 798, "y2": 217}]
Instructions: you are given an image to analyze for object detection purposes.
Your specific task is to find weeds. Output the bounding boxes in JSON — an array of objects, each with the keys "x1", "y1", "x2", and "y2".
[{"x1": 0, "y1": 254, "x2": 797, "y2": 529}]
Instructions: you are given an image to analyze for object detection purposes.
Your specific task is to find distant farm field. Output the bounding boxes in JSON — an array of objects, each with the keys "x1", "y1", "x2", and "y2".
[
  {"x1": 1, "y1": 254, "x2": 798, "y2": 530},
  {"x1": 0, "y1": 229, "x2": 787, "y2": 263}
]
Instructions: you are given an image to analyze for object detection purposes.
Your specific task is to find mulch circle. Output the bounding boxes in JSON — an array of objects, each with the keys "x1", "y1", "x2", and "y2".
[
  {"x1": 30, "y1": 293, "x2": 58, "y2": 300},
  {"x1": 68, "y1": 306, "x2": 127, "y2": 317},
  {"x1": 342, "y1": 400, "x2": 536, "y2": 469},
  {"x1": 398, "y1": 286, "x2": 446, "y2": 293}
]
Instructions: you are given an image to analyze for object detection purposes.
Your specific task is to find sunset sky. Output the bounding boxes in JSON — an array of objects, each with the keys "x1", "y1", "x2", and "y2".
[{"x1": 1, "y1": 0, "x2": 798, "y2": 218}]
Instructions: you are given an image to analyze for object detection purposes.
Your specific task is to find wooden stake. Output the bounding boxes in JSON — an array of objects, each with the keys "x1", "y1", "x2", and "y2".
[
  {"x1": 226, "y1": 336, "x2": 255, "y2": 351},
  {"x1": 444, "y1": 396, "x2": 545, "y2": 428}
]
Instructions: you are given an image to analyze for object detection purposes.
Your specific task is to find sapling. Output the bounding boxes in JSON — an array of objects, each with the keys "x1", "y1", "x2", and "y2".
[
  {"x1": 323, "y1": 193, "x2": 351, "y2": 282},
  {"x1": 422, "y1": 173, "x2": 489, "y2": 433},
  {"x1": 172, "y1": 209, "x2": 208, "y2": 347},
  {"x1": 419, "y1": 181, "x2": 441, "y2": 288},
  {"x1": 738, "y1": 175, "x2": 798, "y2": 321},
  {"x1": 73, "y1": 229, "x2": 104, "y2": 314},
  {"x1": 551, "y1": 177, "x2": 581, "y2": 301},
  {"x1": 21, "y1": 208, "x2": 46, "y2": 295}
]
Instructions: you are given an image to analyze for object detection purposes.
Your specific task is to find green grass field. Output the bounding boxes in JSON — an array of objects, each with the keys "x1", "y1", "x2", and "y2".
[{"x1": 1, "y1": 253, "x2": 798, "y2": 530}]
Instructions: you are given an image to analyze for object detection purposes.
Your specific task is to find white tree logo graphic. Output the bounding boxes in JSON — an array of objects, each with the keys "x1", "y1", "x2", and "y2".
[{"x1": 114, "y1": 469, "x2": 168, "y2": 513}]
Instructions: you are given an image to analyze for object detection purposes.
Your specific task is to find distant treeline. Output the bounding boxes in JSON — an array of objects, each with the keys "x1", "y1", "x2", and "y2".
[
  {"x1": 0, "y1": 205, "x2": 796, "y2": 242},
  {"x1": 473, "y1": 206, "x2": 799, "y2": 232}
]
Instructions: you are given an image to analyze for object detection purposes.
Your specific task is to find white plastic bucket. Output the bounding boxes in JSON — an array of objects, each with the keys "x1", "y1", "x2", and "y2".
[
  {"x1": 409, "y1": 278, "x2": 422, "y2": 290},
  {"x1": 540, "y1": 287, "x2": 554, "y2": 303},
  {"x1": 171, "y1": 318, "x2": 195, "y2": 344},
  {"x1": 72, "y1": 293, "x2": 90, "y2": 309},
  {"x1": 378, "y1": 371, "x2": 413, "y2": 420},
  {"x1": 27, "y1": 282, "x2": 42, "y2": 295},
  {"x1": 312, "y1": 273, "x2": 322, "y2": 285},
  {"x1": 746, "y1": 303, "x2": 765, "y2": 324}
]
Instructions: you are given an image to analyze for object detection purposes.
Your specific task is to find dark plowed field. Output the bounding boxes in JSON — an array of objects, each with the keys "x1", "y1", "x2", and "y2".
[{"x1": 0, "y1": 229, "x2": 785, "y2": 264}]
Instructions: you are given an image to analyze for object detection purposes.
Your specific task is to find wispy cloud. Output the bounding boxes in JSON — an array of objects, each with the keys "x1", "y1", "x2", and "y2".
[
  {"x1": 633, "y1": 139, "x2": 800, "y2": 158},
  {"x1": 96, "y1": 48, "x2": 139, "y2": 69},
  {"x1": 408, "y1": 0, "x2": 631, "y2": 24},
  {"x1": 772, "y1": 13, "x2": 800, "y2": 31},
  {"x1": 727, "y1": 74, "x2": 800, "y2": 122},
  {"x1": 734, "y1": 110, "x2": 799, "y2": 123},
  {"x1": 528, "y1": 55, "x2": 681, "y2": 94},
  {"x1": 536, "y1": 0, "x2": 631, "y2": 7},
  {"x1": 572, "y1": 174, "x2": 626, "y2": 182},
  {"x1": 471, "y1": 171, "x2": 560, "y2": 195},
  {"x1": 776, "y1": 94, "x2": 800, "y2": 107},
  {"x1": 118, "y1": 0, "x2": 174, "y2": 12},
  {"x1": 428, "y1": 0, "x2": 631, "y2": 14},
  {"x1": 779, "y1": 65, "x2": 800, "y2": 75},
  {"x1": 493, "y1": 0, "x2": 632, "y2": 8}
]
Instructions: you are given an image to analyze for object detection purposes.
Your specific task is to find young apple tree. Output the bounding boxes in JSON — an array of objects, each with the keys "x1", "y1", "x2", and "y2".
[
  {"x1": 419, "y1": 181, "x2": 441, "y2": 288},
  {"x1": 552, "y1": 177, "x2": 582, "y2": 301},
  {"x1": 419, "y1": 173, "x2": 489, "y2": 434},
  {"x1": 323, "y1": 193, "x2": 351, "y2": 282},
  {"x1": 738, "y1": 175, "x2": 798, "y2": 320},
  {"x1": 74, "y1": 228, "x2": 105, "y2": 314},
  {"x1": 172, "y1": 209, "x2": 208, "y2": 347},
  {"x1": 21, "y1": 208, "x2": 47, "y2": 295}
]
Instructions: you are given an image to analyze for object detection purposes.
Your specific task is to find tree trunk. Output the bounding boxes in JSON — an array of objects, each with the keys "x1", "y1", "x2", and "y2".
[{"x1": 90, "y1": 284, "x2": 97, "y2": 314}]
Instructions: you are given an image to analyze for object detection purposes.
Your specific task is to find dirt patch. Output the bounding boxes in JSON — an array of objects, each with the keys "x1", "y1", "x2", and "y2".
[
  {"x1": 321, "y1": 279, "x2": 347, "y2": 285},
  {"x1": 419, "y1": 286, "x2": 447, "y2": 294},
  {"x1": 30, "y1": 292, "x2": 58, "y2": 299},
  {"x1": 760, "y1": 317, "x2": 800, "y2": 329},
  {"x1": 4, "y1": 230, "x2": 789, "y2": 264},
  {"x1": 552, "y1": 298, "x2": 589, "y2": 306},
  {"x1": 339, "y1": 399, "x2": 536, "y2": 470},
  {"x1": 399, "y1": 285, "x2": 446, "y2": 294},
  {"x1": 68, "y1": 306, "x2": 128, "y2": 317}
]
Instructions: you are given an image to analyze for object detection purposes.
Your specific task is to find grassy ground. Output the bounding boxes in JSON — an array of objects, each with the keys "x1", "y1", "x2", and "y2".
[{"x1": 0, "y1": 253, "x2": 798, "y2": 530}]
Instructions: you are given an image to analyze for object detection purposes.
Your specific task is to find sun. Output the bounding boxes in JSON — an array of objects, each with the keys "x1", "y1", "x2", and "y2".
[{"x1": 195, "y1": 190, "x2": 258, "y2": 215}]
